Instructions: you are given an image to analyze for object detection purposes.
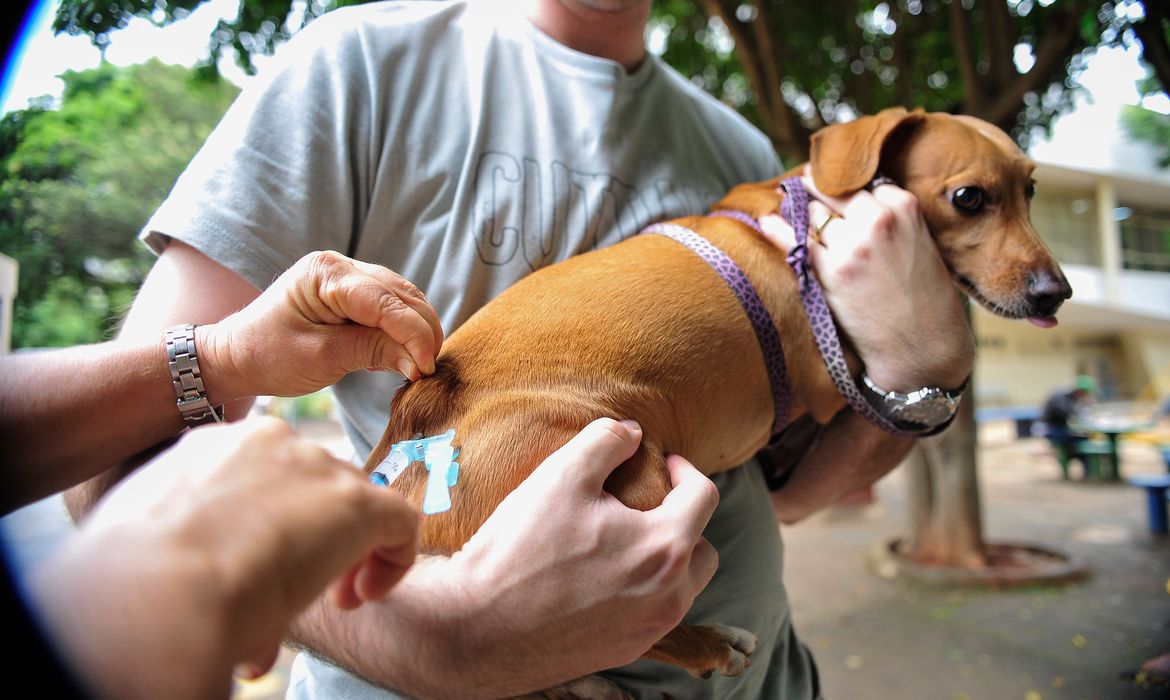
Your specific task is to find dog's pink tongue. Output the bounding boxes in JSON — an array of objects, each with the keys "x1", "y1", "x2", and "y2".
[{"x1": 1028, "y1": 316, "x2": 1058, "y2": 329}]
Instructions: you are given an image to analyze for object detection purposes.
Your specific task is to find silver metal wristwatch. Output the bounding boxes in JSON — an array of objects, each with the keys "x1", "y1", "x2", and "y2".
[
  {"x1": 859, "y1": 373, "x2": 968, "y2": 435},
  {"x1": 165, "y1": 324, "x2": 224, "y2": 425}
]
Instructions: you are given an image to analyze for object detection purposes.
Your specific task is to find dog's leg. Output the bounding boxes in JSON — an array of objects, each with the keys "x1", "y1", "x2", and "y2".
[
  {"x1": 517, "y1": 674, "x2": 633, "y2": 700},
  {"x1": 643, "y1": 623, "x2": 759, "y2": 678}
]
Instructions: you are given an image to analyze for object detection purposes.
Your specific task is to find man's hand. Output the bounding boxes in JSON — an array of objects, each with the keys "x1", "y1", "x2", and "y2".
[
  {"x1": 201, "y1": 250, "x2": 444, "y2": 402},
  {"x1": 293, "y1": 418, "x2": 721, "y2": 699},
  {"x1": 760, "y1": 171, "x2": 974, "y2": 391},
  {"x1": 31, "y1": 417, "x2": 420, "y2": 700},
  {"x1": 453, "y1": 418, "x2": 720, "y2": 671}
]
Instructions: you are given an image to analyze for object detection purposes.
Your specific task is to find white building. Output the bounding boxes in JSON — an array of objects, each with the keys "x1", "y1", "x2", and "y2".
[{"x1": 973, "y1": 96, "x2": 1170, "y2": 409}]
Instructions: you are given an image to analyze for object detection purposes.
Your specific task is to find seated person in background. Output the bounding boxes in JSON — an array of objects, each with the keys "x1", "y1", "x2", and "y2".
[{"x1": 1038, "y1": 375, "x2": 1096, "y2": 474}]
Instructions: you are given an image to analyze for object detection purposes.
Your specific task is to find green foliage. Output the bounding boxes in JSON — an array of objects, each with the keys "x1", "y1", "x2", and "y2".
[
  {"x1": 1121, "y1": 104, "x2": 1170, "y2": 167},
  {"x1": 53, "y1": 0, "x2": 1169, "y2": 162},
  {"x1": 54, "y1": 0, "x2": 342, "y2": 75},
  {"x1": 654, "y1": 0, "x2": 1148, "y2": 159},
  {"x1": 0, "y1": 60, "x2": 238, "y2": 348}
]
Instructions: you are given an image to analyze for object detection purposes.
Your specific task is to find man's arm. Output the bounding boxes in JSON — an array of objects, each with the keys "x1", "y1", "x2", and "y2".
[
  {"x1": 770, "y1": 411, "x2": 912, "y2": 524},
  {"x1": 30, "y1": 417, "x2": 420, "y2": 700},
  {"x1": 58, "y1": 241, "x2": 441, "y2": 519},
  {"x1": 762, "y1": 175, "x2": 975, "y2": 522}
]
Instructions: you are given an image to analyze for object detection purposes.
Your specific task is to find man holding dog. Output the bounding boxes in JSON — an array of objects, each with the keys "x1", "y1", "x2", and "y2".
[{"x1": 61, "y1": 0, "x2": 973, "y2": 697}]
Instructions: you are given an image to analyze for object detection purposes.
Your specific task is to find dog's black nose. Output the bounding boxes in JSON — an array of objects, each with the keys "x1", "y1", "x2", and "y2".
[{"x1": 1027, "y1": 271, "x2": 1073, "y2": 317}]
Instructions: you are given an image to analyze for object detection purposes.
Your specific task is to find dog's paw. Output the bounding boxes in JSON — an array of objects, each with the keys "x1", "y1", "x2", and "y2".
[
  {"x1": 710, "y1": 622, "x2": 758, "y2": 674},
  {"x1": 687, "y1": 623, "x2": 758, "y2": 679},
  {"x1": 532, "y1": 674, "x2": 633, "y2": 700},
  {"x1": 702, "y1": 627, "x2": 758, "y2": 678},
  {"x1": 646, "y1": 622, "x2": 759, "y2": 679}
]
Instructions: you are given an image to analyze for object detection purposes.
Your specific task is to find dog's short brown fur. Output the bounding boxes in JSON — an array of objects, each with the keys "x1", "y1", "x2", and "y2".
[{"x1": 364, "y1": 108, "x2": 1071, "y2": 687}]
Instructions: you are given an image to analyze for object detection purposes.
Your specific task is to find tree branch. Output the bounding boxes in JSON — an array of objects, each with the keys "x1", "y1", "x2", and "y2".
[
  {"x1": 984, "y1": 7, "x2": 1086, "y2": 129},
  {"x1": 1132, "y1": 4, "x2": 1170, "y2": 96},
  {"x1": 982, "y1": 0, "x2": 1016, "y2": 88},
  {"x1": 950, "y1": 0, "x2": 984, "y2": 113}
]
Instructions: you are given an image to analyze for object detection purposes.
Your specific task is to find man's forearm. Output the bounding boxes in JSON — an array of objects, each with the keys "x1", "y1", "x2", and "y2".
[
  {"x1": 0, "y1": 336, "x2": 256, "y2": 518},
  {"x1": 289, "y1": 557, "x2": 502, "y2": 700},
  {"x1": 0, "y1": 343, "x2": 186, "y2": 515},
  {"x1": 771, "y1": 408, "x2": 913, "y2": 524},
  {"x1": 289, "y1": 551, "x2": 624, "y2": 700}
]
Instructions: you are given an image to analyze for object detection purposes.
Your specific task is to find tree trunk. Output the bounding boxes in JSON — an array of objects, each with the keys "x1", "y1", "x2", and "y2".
[{"x1": 901, "y1": 385, "x2": 988, "y2": 568}]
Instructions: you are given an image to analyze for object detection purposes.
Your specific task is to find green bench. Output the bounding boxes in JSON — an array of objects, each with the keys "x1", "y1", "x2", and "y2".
[{"x1": 1051, "y1": 439, "x2": 1115, "y2": 480}]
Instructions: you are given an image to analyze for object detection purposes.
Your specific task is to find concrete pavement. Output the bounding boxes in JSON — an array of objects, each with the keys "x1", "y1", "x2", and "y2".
[{"x1": 783, "y1": 426, "x2": 1170, "y2": 700}]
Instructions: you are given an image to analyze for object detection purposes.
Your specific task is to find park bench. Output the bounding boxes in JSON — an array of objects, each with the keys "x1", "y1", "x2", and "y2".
[
  {"x1": 974, "y1": 406, "x2": 1041, "y2": 439},
  {"x1": 1129, "y1": 473, "x2": 1170, "y2": 535},
  {"x1": 1126, "y1": 448, "x2": 1170, "y2": 535}
]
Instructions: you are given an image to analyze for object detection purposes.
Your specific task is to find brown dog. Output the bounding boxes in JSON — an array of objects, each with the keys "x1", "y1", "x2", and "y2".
[{"x1": 364, "y1": 108, "x2": 1071, "y2": 691}]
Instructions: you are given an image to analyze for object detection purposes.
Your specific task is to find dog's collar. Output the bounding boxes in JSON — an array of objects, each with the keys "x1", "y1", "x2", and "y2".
[
  {"x1": 777, "y1": 176, "x2": 913, "y2": 436},
  {"x1": 642, "y1": 221, "x2": 791, "y2": 437}
]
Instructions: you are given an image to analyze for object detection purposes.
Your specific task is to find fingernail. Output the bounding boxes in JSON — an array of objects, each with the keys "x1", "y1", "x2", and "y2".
[
  {"x1": 233, "y1": 663, "x2": 264, "y2": 680},
  {"x1": 397, "y1": 359, "x2": 417, "y2": 381},
  {"x1": 619, "y1": 419, "x2": 642, "y2": 433}
]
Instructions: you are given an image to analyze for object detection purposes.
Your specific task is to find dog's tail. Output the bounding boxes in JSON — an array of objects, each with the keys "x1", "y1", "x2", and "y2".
[{"x1": 363, "y1": 356, "x2": 466, "y2": 474}]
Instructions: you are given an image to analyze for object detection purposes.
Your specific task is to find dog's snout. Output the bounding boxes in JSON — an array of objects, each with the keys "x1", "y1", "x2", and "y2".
[{"x1": 1026, "y1": 271, "x2": 1072, "y2": 317}]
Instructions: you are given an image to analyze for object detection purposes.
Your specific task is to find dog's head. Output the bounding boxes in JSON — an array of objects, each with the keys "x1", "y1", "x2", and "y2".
[{"x1": 810, "y1": 107, "x2": 1072, "y2": 326}]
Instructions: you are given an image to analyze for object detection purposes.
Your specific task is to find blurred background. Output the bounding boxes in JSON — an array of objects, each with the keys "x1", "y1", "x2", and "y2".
[{"x1": 1, "y1": 1, "x2": 1169, "y2": 698}]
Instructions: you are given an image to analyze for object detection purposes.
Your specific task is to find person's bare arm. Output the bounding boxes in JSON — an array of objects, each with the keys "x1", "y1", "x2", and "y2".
[
  {"x1": 30, "y1": 417, "x2": 420, "y2": 700},
  {"x1": 290, "y1": 419, "x2": 721, "y2": 699},
  {"x1": 57, "y1": 241, "x2": 441, "y2": 519},
  {"x1": 770, "y1": 411, "x2": 912, "y2": 524}
]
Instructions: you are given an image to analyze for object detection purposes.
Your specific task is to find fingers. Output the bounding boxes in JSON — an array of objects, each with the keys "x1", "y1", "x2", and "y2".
[
  {"x1": 757, "y1": 212, "x2": 796, "y2": 251},
  {"x1": 688, "y1": 536, "x2": 719, "y2": 594},
  {"x1": 536, "y1": 418, "x2": 645, "y2": 495},
  {"x1": 801, "y1": 165, "x2": 852, "y2": 214},
  {"x1": 802, "y1": 172, "x2": 922, "y2": 247},
  {"x1": 806, "y1": 200, "x2": 839, "y2": 246},
  {"x1": 353, "y1": 494, "x2": 420, "y2": 602},
  {"x1": 301, "y1": 251, "x2": 443, "y2": 378},
  {"x1": 351, "y1": 258, "x2": 445, "y2": 356},
  {"x1": 651, "y1": 455, "x2": 719, "y2": 601},
  {"x1": 327, "y1": 487, "x2": 420, "y2": 610},
  {"x1": 656, "y1": 454, "x2": 720, "y2": 543},
  {"x1": 234, "y1": 639, "x2": 281, "y2": 681}
]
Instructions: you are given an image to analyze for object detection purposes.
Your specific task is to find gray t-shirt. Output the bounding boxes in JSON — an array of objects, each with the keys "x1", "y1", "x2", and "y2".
[{"x1": 142, "y1": 1, "x2": 816, "y2": 697}]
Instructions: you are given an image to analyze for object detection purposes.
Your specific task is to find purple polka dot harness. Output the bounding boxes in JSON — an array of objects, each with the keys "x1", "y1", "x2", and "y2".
[{"x1": 643, "y1": 177, "x2": 908, "y2": 437}]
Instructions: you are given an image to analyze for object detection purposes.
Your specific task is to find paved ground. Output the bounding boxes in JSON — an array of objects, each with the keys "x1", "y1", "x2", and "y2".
[
  {"x1": 6, "y1": 420, "x2": 1168, "y2": 700},
  {"x1": 783, "y1": 426, "x2": 1170, "y2": 700}
]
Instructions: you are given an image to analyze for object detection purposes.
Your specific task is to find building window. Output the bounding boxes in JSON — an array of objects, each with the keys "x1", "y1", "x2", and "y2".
[
  {"x1": 1118, "y1": 206, "x2": 1170, "y2": 272},
  {"x1": 1031, "y1": 189, "x2": 1099, "y2": 266}
]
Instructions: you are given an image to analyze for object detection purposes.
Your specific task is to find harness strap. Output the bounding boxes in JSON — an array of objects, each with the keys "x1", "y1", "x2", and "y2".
[
  {"x1": 709, "y1": 209, "x2": 763, "y2": 233},
  {"x1": 642, "y1": 221, "x2": 790, "y2": 436}
]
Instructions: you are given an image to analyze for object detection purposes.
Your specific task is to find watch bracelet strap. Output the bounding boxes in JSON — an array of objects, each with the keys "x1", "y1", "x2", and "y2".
[
  {"x1": 862, "y1": 374, "x2": 970, "y2": 437},
  {"x1": 918, "y1": 409, "x2": 961, "y2": 437},
  {"x1": 165, "y1": 324, "x2": 224, "y2": 425}
]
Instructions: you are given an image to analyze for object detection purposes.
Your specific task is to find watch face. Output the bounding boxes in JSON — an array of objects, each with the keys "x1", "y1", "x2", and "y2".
[{"x1": 893, "y1": 391, "x2": 957, "y2": 426}]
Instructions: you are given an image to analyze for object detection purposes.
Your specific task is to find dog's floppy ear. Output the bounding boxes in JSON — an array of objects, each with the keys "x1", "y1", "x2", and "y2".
[{"x1": 809, "y1": 107, "x2": 926, "y2": 196}]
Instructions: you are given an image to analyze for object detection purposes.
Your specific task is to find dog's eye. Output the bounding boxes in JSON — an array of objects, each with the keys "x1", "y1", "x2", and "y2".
[
  {"x1": 952, "y1": 186, "x2": 985, "y2": 212},
  {"x1": 1026, "y1": 182, "x2": 1036, "y2": 199}
]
